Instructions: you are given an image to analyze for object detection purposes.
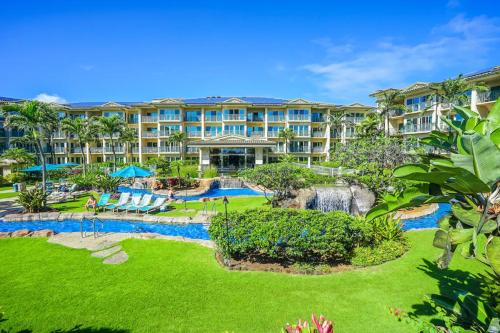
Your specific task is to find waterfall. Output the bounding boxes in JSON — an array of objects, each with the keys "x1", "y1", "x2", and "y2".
[
  {"x1": 313, "y1": 187, "x2": 353, "y2": 213},
  {"x1": 218, "y1": 177, "x2": 245, "y2": 189}
]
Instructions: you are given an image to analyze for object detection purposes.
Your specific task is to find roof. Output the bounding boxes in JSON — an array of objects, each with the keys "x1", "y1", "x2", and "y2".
[
  {"x1": 66, "y1": 101, "x2": 144, "y2": 108},
  {"x1": 181, "y1": 96, "x2": 289, "y2": 105},
  {"x1": 188, "y1": 135, "x2": 276, "y2": 147},
  {"x1": 0, "y1": 96, "x2": 23, "y2": 102}
]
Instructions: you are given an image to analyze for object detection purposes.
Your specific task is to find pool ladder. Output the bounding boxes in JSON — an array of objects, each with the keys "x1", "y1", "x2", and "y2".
[
  {"x1": 201, "y1": 200, "x2": 217, "y2": 215},
  {"x1": 80, "y1": 216, "x2": 105, "y2": 239}
]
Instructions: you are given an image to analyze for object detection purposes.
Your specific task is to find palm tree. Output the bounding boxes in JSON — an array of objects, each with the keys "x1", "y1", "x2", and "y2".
[
  {"x1": 170, "y1": 159, "x2": 184, "y2": 186},
  {"x1": 278, "y1": 128, "x2": 295, "y2": 154},
  {"x1": 428, "y1": 74, "x2": 488, "y2": 130},
  {"x1": 98, "y1": 115, "x2": 125, "y2": 171},
  {"x1": 1, "y1": 101, "x2": 59, "y2": 192},
  {"x1": 322, "y1": 110, "x2": 352, "y2": 153},
  {"x1": 377, "y1": 89, "x2": 406, "y2": 136},
  {"x1": 42, "y1": 112, "x2": 60, "y2": 163},
  {"x1": 61, "y1": 117, "x2": 99, "y2": 174},
  {"x1": 356, "y1": 113, "x2": 381, "y2": 138},
  {"x1": 119, "y1": 127, "x2": 137, "y2": 163},
  {"x1": 1, "y1": 147, "x2": 36, "y2": 172},
  {"x1": 167, "y1": 131, "x2": 188, "y2": 160}
]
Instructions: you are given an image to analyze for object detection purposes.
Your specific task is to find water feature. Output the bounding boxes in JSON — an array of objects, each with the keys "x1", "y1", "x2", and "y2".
[
  {"x1": 0, "y1": 220, "x2": 210, "y2": 240},
  {"x1": 218, "y1": 177, "x2": 245, "y2": 189},
  {"x1": 401, "y1": 203, "x2": 451, "y2": 230},
  {"x1": 313, "y1": 187, "x2": 352, "y2": 213}
]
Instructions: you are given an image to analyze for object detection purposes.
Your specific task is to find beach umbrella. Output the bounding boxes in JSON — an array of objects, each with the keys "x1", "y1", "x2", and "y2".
[{"x1": 110, "y1": 165, "x2": 152, "y2": 178}]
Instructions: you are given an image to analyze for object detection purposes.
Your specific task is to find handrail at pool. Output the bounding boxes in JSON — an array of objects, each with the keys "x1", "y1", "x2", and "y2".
[{"x1": 80, "y1": 216, "x2": 105, "y2": 239}]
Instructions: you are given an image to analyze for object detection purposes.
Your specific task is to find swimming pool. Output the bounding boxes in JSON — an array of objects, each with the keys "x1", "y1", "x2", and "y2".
[
  {"x1": 0, "y1": 220, "x2": 210, "y2": 240},
  {"x1": 118, "y1": 186, "x2": 265, "y2": 201},
  {"x1": 401, "y1": 203, "x2": 451, "y2": 230}
]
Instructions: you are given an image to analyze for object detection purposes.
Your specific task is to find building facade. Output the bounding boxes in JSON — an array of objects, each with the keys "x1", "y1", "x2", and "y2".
[
  {"x1": 370, "y1": 66, "x2": 500, "y2": 138},
  {"x1": 0, "y1": 96, "x2": 372, "y2": 172}
]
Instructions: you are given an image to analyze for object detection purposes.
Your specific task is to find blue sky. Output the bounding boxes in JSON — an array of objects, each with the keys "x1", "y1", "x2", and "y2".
[{"x1": 1, "y1": 0, "x2": 499, "y2": 105}]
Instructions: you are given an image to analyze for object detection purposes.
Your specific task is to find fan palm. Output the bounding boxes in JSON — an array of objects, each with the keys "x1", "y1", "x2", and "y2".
[
  {"x1": 61, "y1": 117, "x2": 99, "y2": 174},
  {"x1": 322, "y1": 109, "x2": 352, "y2": 153},
  {"x1": 278, "y1": 128, "x2": 295, "y2": 154},
  {"x1": 356, "y1": 113, "x2": 381, "y2": 138},
  {"x1": 41, "y1": 112, "x2": 60, "y2": 163},
  {"x1": 1, "y1": 101, "x2": 59, "y2": 193},
  {"x1": 98, "y1": 115, "x2": 126, "y2": 171},
  {"x1": 167, "y1": 131, "x2": 188, "y2": 160},
  {"x1": 1, "y1": 147, "x2": 36, "y2": 172},
  {"x1": 119, "y1": 127, "x2": 137, "y2": 163},
  {"x1": 377, "y1": 89, "x2": 406, "y2": 136}
]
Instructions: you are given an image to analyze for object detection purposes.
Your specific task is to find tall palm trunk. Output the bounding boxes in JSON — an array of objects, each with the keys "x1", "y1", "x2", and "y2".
[
  {"x1": 79, "y1": 141, "x2": 87, "y2": 175},
  {"x1": 34, "y1": 139, "x2": 47, "y2": 193},
  {"x1": 110, "y1": 137, "x2": 117, "y2": 171}
]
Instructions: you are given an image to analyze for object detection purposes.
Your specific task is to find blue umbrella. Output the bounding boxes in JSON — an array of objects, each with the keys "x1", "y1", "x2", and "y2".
[
  {"x1": 110, "y1": 165, "x2": 152, "y2": 178},
  {"x1": 21, "y1": 163, "x2": 79, "y2": 172}
]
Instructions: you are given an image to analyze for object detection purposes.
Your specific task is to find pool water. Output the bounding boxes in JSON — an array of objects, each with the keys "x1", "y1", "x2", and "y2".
[
  {"x1": 401, "y1": 203, "x2": 451, "y2": 230},
  {"x1": 118, "y1": 186, "x2": 265, "y2": 201},
  {"x1": 0, "y1": 220, "x2": 210, "y2": 240}
]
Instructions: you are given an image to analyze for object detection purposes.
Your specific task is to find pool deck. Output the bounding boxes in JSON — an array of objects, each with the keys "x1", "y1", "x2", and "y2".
[{"x1": 1, "y1": 211, "x2": 214, "y2": 224}]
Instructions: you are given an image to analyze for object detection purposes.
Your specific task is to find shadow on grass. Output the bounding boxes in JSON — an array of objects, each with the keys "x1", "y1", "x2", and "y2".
[
  {"x1": 409, "y1": 258, "x2": 486, "y2": 328},
  {"x1": 2, "y1": 324, "x2": 130, "y2": 333}
]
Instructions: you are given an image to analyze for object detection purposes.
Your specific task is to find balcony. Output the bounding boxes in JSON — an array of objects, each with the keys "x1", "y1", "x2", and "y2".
[
  {"x1": 187, "y1": 131, "x2": 202, "y2": 138},
  {"x1": 268, "y1": 115, "x2": 285, "y2": 122},
  {"x1": 186, "y1": 147, "x2": 199, "y2": 153},
  {"x1": 53, "y1": 131, "x2": 66, "y2": 139},
  {"x1": 346, "y1": 116, "x2": 364, "y2": 124},
  {"x1": 271, "y1": 146, "x2": 285, "y2": 153},
  {"x1": 142, "y1": 147, "x2": 158, "y2": 154},
  {"x1": 99, "y1": 134, "x2": 120, "y2": 139},
  {"x1": 288, "y1": 115, "x2": 310, "y2": 121},
  {"x1": 478, "y1": 90, "x2": 500, "y2": 103},
  {"x1": 294, "y1": 131, "x2": 310, "y2": 137},
  {"x1": 142, "y1": 132, "x2": 158, "y2": 138},
  {"x1": 311, "y1": 116, "x2": 325, "y2": 123},
  {"x1": 70, "y1": 147, "x2": 83, "y2": 154},
  {"x1": 312, "y1": 131, "x2": 325, "y2": 138},
  {"x1": 159, "y1": 146, "x2": 180, "y2": 153},
  {"x1": 142, "y1": 116, "x2": 158, "y2": 123},
  {"x1": 400, "y1": 123, "x2": 433, "y2": 133},
  {"x1": 131, "y1": 147, "x2": 139, "y2": 154},
  {"x1": 268, "y1": 131, "x2": 280, "y2": 138},
  {"x1": 104, "y1": 146, "x2": 124, "y2": 153},
  {"x1": 312, "y1": 146, "x2": 324, "y2": 153},
  {"x1": 249, "y1": 132, "x2": 264, "y2": 138},
  {"x1": 247, "y1": 115, "x2": 264, "y2": 122},
  {"x1": 205, "y1": 132, "x2": 223, "y2": 138},
  {"x1": 223, "y1": 114, "x2": 245, "y2": 121},
  {"x1": 224, "y1": 130, "x2": 245, "y2": 136},
  {"x1": 290, "y1": 147, "x2": 310, "y2": 153},
  {"x1": 54, "y1": 147, "x2": 66, "y2": 154},
  {"x1": 389, "y1": 109, "x2": 405, "y2": 117},
  {"x1": 90, "y1": 147, "x2": 103, "y2": 153},
  {"x1": 159, "y1": 115, "x2": 181, "y2": 121},
  {"x1": 205, "y1": 115, "x2": 222, "y2": 122},
  {"x1": 184, "y1": 117, "x2": 201, "y2": 122}
]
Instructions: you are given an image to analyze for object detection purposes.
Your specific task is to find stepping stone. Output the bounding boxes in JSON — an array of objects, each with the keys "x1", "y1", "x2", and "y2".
[
  {"x1": 91, "y1": 245, "x2": 122, "y2": 258},
  {"x1": 103, "y1": 251, "x2": 128, "y2": 265}
]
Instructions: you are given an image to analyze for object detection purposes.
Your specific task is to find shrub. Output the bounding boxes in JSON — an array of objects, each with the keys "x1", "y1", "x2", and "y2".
[
  {"x1": 69, "y1": 172, "x2": 99, "y2": 190},
  {"x1": 351, "y1": 240, "x2": 408, "y2": 267},
  {"x1": 202, "y1": 166, "x2": 219, "y2": 178},
  {"x1": 4, "y1": 172, "x2": 26, "y2": 184},
  {"x1": 95, "y1": 174, "x2": 121, "y2": 192},
  {"x1": 283, "y1": 314, "x2": 334, "y2": 333},
  {"x1": 16, "y1": 188, "x2": 48, "y2": 213},
  {"x1": 209, "y1": 208, "x2": 365, "y2": 264},
  {"x1": 371, "y1": 213, "x2": 404, "y2": 244}
]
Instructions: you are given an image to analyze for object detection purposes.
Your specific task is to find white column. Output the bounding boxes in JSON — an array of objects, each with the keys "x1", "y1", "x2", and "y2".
[
  {"x1": 138, "y1": 111, "x2": 143, "y2": 164},
  {"x1": 470, "y1": 90, "x2": 479, "y2": 113},
  {"x1": 325, "y1": 109, "x2": 331, "y2": 160},
  {"x1": 255, "y1": 147, "x2": 264, "y2": 165},
  {"x1": 85, "y1": 111, "x2": 91, "y2": 163},
  {"x1": 264, "y1": 108, "x2": 268, "y2": 138},
  {"x1": 201, "y1": 108, "x2": 205, "y2": 139}
]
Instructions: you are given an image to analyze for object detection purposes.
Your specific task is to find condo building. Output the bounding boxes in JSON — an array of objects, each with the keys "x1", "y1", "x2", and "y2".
[
  {"x1": 0, "y1": 96, "x2": 372, "y2": 172},
  {"x1": 371, "y1": 65, "x2": 500, "y2": 138}
]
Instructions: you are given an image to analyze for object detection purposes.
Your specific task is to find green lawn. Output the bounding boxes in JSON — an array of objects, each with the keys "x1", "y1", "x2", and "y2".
[
  {"x1": 51, "y1": 194, "x2": 268, "y2": 217},
  {"x1": 0, "y1": 185, "x2": 13, "y2": 192},
  {"x1": 0, "y1": 192, "x2": 17, "y2": 199},
  {"x1": 0, "y1": 231, "x2": 486, "y2": 332}
]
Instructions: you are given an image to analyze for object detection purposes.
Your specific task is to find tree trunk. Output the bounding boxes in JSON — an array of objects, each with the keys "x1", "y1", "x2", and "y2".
[
  {"x1": 284, "y1": 139, "x2": 288, "y2": 154},
  {"x1": 385, "y1": 113, "x2": 389, "y2": 137},
  {"x1": 110, "y1": 137, "x2": 116, "y2": 171},
  {"x1": 79, "y1": 141, "x2": 87, "y2": 175},
  {"x1": 35, "y1": 139, "x2": 47, "y2": 195}
]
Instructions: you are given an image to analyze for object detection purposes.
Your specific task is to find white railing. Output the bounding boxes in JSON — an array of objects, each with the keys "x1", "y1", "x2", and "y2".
[
  {"x1": 159, "y1": 115, "x2": 181, "y2": 121},
  {"x1": 268, "y1": 115, "x2": 285, "y2": 122},
  {"x1": 292, "y1": 163, "x2": 357, "y2": 176},
  {"x1": 400, "y1": 123, "x2": 433, "y2": 133},
  {"x1": 205, "y1": 132, "x2": 223, "y2": 138},
  {"x1": 249, "y1": 132, "x2": 264, "y2": 138},
  {"x1": 90, "y1": 147, "x2": 103, "y2": 153},
  {"x1": 142, "y1": 116, "x2": 158, "y2": 123},
  {"x1": 159, "y1": 146, "x2": 180, "y2": 153},
  {"x1": 223, "y1": 114, "x2": 245, "y2": 121},
  {"x1": 186, "y1": 147, "x2": 199, "y2": 153},
  {"x1": 271, "y1": 146, "x2": 285, "y2": 153},
  {"x1": 70, "y1": 147, "x2": 83, "y2": 154},
  {"x1": 104, "y1": 147, "x2": 124, "y2": 153},
  {"x1": 187, "y1": 131, "x2": 202, "y2": 138},
  {"x1": 267, "y1": 131, "x2": 280, "y2": 138},
  {"x1": 312, "y1": 131, "x2": 325, "y2": 137},
  {"x1": 142, "y1": 147, "x2": 158, "y2": 154},
  {"x1": 478, "y1": 91, "x2": 500, "y2": 103},
  {"x1": 288, "y1": 115, "x2": 310, "y2": 121},
  {"x1": 312, "y1": 146, "x2": 324, "y2": 153},
  {"x1": 142, "y1": 132, "x2": 158, "y2": 138},
  {"x1": 54, "y1": 147, "x2": 66, "y2": 154},
  {"x1": 205, "y1": 115, "x2": 222, "y2": 122}
]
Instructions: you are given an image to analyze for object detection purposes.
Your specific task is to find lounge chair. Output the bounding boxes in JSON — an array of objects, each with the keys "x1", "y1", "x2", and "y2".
[
  {"x1": 96, "y1": 193, "x2": 111, "y2": 212},
  {"x1": 103, "y1": 192, "x2": 131, "y2": 212},
  {"x1": 138, "y1": 196, "x2": 167, "y2": 214},
  {"x1": 125, "y1": 194, "x2": 153, "y2": 213},
  {"x1": 117, "y1": 193, "x2": 142, "y2": 212}
]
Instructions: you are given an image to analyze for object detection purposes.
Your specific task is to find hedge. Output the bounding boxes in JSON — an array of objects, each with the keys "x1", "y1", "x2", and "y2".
[{"x1": 209, "y1": 208, "x2": 369, "y2": 264}]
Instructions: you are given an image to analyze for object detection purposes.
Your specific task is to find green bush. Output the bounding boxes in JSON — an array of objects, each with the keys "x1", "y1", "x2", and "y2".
[
  {"x1": 69, "y1": 173, "x2": 99, "y2": 190},
  {"x1": 351, "y1": 240, "x2": 408, "y2": 267},
  {"x1": 180, "y1": 165, "x2": 198, "y2": 178},
  {"x1": 4, "y1": 172, "x2": 26, "y2": 183},
  {"x1": 16, "y1": 188, "x2": 48, "y2": 213},
  {"x1": 202, "y1": 166, "x2": 219, "y2": 178},
  {"x1": 209, "y1": 208, "x2": 366, "y2": 264}
]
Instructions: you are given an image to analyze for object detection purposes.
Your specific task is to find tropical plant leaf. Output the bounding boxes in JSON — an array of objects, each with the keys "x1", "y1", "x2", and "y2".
[
  {"x1": 451, "y1": 203, "x2": 480, "y2": 227},
  {"x1": 433, "y1": 229, "x2": 449, "y2": 249},
  {"x1": 465, "y1": 117, "x2": 478, "y2": 131},
  {"x1": 486, "y1": 236, "x2": 500, "y2": 275},
  {"x1": 486, "y1": 98, "x2": 500, "y2": 127},
  {"x1": 491, "y1": 128, "x2": 500, "y2": 147},
  {"x1": 449, "y1": 228, "x2": 474, "y2": 245},
  {"x1": 474, "y1": 119, "x2": 488, "y2": 135},
  {"x1": 454, "y1": 105, "x2": 477, "y2": 121}
]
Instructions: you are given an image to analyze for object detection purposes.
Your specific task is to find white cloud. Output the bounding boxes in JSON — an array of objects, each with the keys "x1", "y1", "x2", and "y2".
[
  {"x1": 34, "y1": 93, "x2": 67, "y2": 104},
  {"x1": 302, "y1": 15, "x2": 500, "y2": 102}
]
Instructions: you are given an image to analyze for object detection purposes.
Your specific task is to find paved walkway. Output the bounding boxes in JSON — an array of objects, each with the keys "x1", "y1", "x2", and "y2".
[{"x1": 48, "y1": 232, "x2": 214, "y2": 265}]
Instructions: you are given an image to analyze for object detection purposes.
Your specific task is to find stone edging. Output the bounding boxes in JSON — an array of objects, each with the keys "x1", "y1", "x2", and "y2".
[
  {"x1": 1, "y1": 212, "x2": 210, "y2": 224},
  {"x1": 394, "y1": 203, "x2": 439, "y2": 220}
]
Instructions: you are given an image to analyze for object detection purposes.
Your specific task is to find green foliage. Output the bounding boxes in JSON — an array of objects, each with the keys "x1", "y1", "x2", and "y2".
[
  {"x1": 69, "y1": 171, "x2": 101, "y2": 190},
  {"x1": 16, "y1": 188, "x2": 48, "y2": 213},
  {"x1": 372, "y1": 213, "x2": 404, "y2": 244},
  {"x1": 209, "y1": 208, "x2": 365, "y2": 264},
  {"x1": 4, "y1": 172, "x2": 26, "y2": 184},
  {"x1": 144, "y1": 157, "x2": 170, "y2": 178},
  {"x1": 239, "y1": 163, "x2": 314, "y2": 207},
  {"x1": 1, "y1": 148, "x2": 36, "y2": 172},
  {"x1": 95, "y1": 174, "x2": 121, "y2": 193},
  {"x1": 202, "y1": 166, "x2": 219, "y2": 178},
  {"x1": 351, "y1": 240, "x2": 408, "y2": 267}
]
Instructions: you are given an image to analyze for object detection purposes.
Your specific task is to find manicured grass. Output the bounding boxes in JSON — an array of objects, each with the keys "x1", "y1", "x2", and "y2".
[
  {"x1": 51, "y1": 194, "x2": 268, "y2": 217},
  {"x1": 0, "y1": 185, "x2": 13, "y2": 192},
  {"x1": 0, "y1": 231, "x2": 486, "y2": 332},
  {"x1": 0, "y1": 192, "x2": 17, "y2": 199}
]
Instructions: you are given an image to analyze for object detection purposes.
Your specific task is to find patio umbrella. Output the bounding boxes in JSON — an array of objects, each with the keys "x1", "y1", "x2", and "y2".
[
  {"x1": 21, "y1": 163, "x2": 77, "y2": 172},
  {"x1": 110, "y1": 165, "x2": 152, "y2": 178}
]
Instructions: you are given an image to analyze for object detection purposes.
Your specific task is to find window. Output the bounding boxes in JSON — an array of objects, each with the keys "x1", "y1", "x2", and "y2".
[
  {"x1": 185, "y1": 111, "x2": 201, "y2": 122},
  {"x1": 186, "y1": 125, "x2": 202, "y2": 137},
  {"x1": 223, "y1": 109, "x2": 245, "y2": 121},
  {"x1": 205, "y1": 110, "x2": 222, "y2": 121},
  {"x1": 247, "y1": 111, "x2": 264, "y2": 122},
  {"x1": 103, "y1": 111, "x2": 124, "y2": 118},
  {"x1": 268, "y1": 110, "x2": 285, "y2": 121},
  {"x1": 289, "y1": 125, "x2": 309, "y2": 136},
  {"x1": 405, "y1": 95, "x2": 430, "y2": 112},
  {"x1": 247, "y1": 127, "x2": 264, "y2": 137},
  {"x1": 311, "y1": 113, "x2": 324, "y2": 122},
  {"x1": 224, "y1": 125, "x2": 245, "y2": 135},
  {"x1": 159, "y1": 109, "x2": 180, "y2": 121},
  {"x1": 205, "y1": 126, "x2": 222, "y2": 137},
  {"x1": 288, "y1": 109, "x2": 310, "y2": 121},
  {"x1": 128, "y1": 114, "x2": 139, "y2": 124},
  {"x1": 160, "y1": 125, "x2": 180, "y2": 136},
  {"x1": 290, "y1": 141, "x2": 309, "y2": 153}
]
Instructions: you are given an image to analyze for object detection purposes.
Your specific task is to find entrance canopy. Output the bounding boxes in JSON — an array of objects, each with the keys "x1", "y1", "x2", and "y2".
[{"x1": 188, "y1": 135, "x2": 276, "y2": 148}]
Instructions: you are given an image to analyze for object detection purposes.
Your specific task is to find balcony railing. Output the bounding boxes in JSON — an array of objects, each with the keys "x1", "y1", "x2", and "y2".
[
  {"x1": 293, "y1": 131, "x2": 310, "y2": 137},
  {"x1": 187, "y1": 131, "x2": 202, "y2": 138},
  {"x1": 311, "y1": 116, "x2": 325, "y2": 123},
  {"x1": 54, "y1": 147, "x2": 66, "y2": 154},
  {"x1": 131, "y1": 147, "x2": 139, "y2": 153},
  {"x1": 184, "y1": 117, "x2": 201, "y2": 122},
  {"x1": 346, "y1": 116, "x2": 364, "y2": 124},
  {"x1": 142, "y1": 147, "x2": 158, "y2": 154},
  {"x1": 90, "y1": 147, "x2": 103, "y2": 153},
  {"x1": 249, "y1": 132, "x2": 264, "y2": 138},
  {"x1": 224, "y1": 130, "x2": 245, "y2": 136},
  {"x1": 478, "y1": 90, "x2": 500, "y2": 103},
  {"x1": 389, "y1": 109, "x2": 405, "y2": 117},
  {"x1": 53, "y1": 131, "x2": 66, "y2": 139},
  {"x1": 223, "y1": 114, "x2": 245, "y2": 121},
  {"x1": 400, "y1": 123, "x2": 433, "y2": 133},
  {"x1": 312, "y1": 131, "x2": 325, "y2": 137},
  {"x1": 159, "y1": 115, "x2": 181, "y2": 121},
  {"x1": 268, "y1": 115, "x2": 285, "y2": 122},
  {"x1": 312, "y1": 146, "x2": 324, "y2": 153},
  {"x1": 205, "y1": 115, "x2": 222, "y2": 122},
  {"x1": 142, "y1": 132, "x2": 158, "y2": 138},
  {"x1": 290, "y1": 147, "x2": 310, "y2": 153},
  {"x1": 186, "y1": 147, "x2": 199, "y2": 153},
  {"x1": 247, "y1": 116, "x2": 264, "y2": 122},
  {"x1": 271, "y1": 146, "x2": 285, "y2": 153},
  {"x1": 288, "y1": 115, "x2": 310, "y2": 121},
  {"x1": 159, "y1": 146, "x2": 180, "y2": 153},
  {"x1": 104, "y1": 147, "x2": 124, "y2": 153},
  {"x1": 70, "y1": 147, "x2": 83, "y2": 154},
  {"x1": 205, "y1": 132, "x2": 223, "y2": 138},
  {"x1": 142, "y1": 116, "x2": 158, "y2": 123}
]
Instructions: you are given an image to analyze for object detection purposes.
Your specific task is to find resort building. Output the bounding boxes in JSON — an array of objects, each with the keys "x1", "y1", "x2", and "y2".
[
  {"x1": 0, "y1": 96, "x2": 372, "y2": 172},
  {"x1": 371, "y1": 65, "x2": 500, "y2": 138}
]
